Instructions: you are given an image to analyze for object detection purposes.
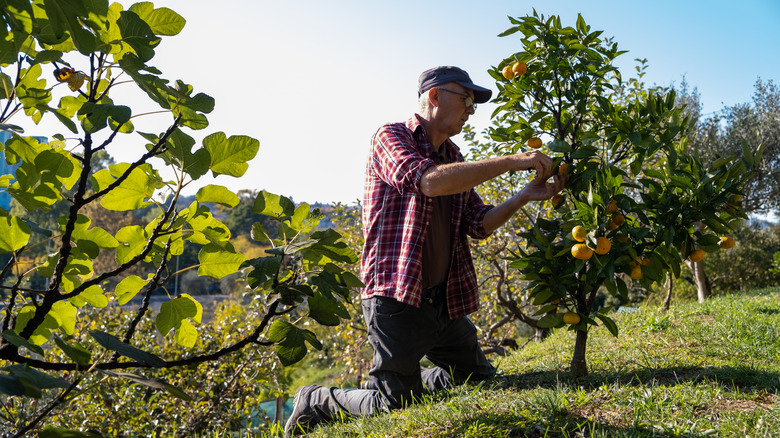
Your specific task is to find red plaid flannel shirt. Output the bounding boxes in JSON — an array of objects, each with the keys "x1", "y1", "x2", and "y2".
[{"x1": 360, "y1": 114, "x2": 494, "y2": 319}]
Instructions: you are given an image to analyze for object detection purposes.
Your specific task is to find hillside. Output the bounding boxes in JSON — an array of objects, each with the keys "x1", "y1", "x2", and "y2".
[{"x1": 303, "y1": 288, "x2": 780, "y2": 437}]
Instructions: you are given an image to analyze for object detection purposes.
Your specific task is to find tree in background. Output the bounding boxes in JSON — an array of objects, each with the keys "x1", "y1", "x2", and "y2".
[
  {"x1": 490, "y1": 12, "x2": 760, "y2": 377},
  {"x1": 0, "y1": 1, "x2": 359, "y2": 435},
  {"x1": 671, "y1": 78, "x2": 778, "y2": 301}
]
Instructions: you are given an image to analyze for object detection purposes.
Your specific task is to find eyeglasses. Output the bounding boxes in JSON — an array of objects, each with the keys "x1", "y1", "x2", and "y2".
[{"x1": 438, "y1": 88, "x2": 477, "y2": 110}]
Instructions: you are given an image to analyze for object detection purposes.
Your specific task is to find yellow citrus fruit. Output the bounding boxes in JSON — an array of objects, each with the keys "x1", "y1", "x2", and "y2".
[
  {"x1": 689, "y1": 249, "x2": 706, "y2": 263},
  {"x1": 594, "y1": 237, "x2": 611, "y2": 255},
  {"x1": 606, "y1": 199, "x2": 619, "y2": 214},
  {"x1": 563, "y1": 312, "x2": 581, "y2": 325},
  {"x1": 527, "y1": 137, "x2": 542, "y2": 149},
  {"x1": 502, "y1": 65, "x2": 515, "y2": 80},
  {"x1": 630, "y1": 265, "x2": 643, "y2": 280},
  {"x1": 571, "y1": 243, "x2": 593, "y2": 260},
  {"x1": 640, "y1": 258, "x2": 650, "y2": 266},
  {"x1": 719, "y1": 236, "x2": 735, "y2": 249},
  {"x1": 512, "y1": 61, "x2": 527, "y2": 76},
  {"x1": 730, "y1": 194, "x2": 743, "y2": 203},
  {"x1": 611, "y1": 212, "x2": 625, "y2": 226},
  {"x1": 558, "y1": 162, "x2": 570, "y2": 175},
  {"x1": 572, "y1": 226, "x2": 587, "y2": 242}
]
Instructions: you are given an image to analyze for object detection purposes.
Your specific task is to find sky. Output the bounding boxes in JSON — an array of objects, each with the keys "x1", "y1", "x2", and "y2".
[{"x1": 12, "y1": 0, "x2": 780, "y2": 205}]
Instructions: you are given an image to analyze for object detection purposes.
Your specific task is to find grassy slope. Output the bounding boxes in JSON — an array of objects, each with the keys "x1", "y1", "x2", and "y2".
[{"x1": 308, "y1": 287, "x2": 780, "y2": 437}]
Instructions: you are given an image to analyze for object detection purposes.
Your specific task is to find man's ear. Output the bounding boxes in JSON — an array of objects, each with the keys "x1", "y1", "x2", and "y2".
[{"x1": 428, "y1": 87, "x2": 440, "y2": 107}]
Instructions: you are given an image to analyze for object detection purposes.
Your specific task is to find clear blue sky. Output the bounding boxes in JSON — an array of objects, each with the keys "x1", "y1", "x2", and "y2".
[{"x1": 17, "y1": 0, "x2": 780, "y2": 204}]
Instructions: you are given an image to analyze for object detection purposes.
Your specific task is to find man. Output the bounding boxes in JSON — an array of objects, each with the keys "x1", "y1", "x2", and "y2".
[{"x1": 285, "y1": 66, "x2": 564, "y2": 437}]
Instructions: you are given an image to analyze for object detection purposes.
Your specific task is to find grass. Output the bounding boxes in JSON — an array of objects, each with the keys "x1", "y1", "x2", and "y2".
[{"x1": 293, "y1": 287, "x2": 780, "y2": 437}]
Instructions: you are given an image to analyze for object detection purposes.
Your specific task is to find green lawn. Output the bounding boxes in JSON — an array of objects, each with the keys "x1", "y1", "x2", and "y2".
[{"x1": 298, "y1": 287, "x2": 780, "y2": 437}]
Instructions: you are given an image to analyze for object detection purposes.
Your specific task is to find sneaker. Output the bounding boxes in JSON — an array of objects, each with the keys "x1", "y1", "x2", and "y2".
[{"x1": 284, "y1": 385, "x2": 319, "y2": 437}]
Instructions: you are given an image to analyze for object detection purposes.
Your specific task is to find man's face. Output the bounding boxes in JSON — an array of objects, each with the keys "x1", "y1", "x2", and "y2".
[{"x1": 433, "y1": 83, "x2": 476, "y2": 138}]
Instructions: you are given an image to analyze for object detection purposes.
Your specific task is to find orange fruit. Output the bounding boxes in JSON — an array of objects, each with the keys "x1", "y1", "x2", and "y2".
[
  {"x1": 611, "y1": 212, "x2": 625, "y2": 226},
  {"x1": 640, "y1": 258, "x2": 650, "y2": 266},
  {"x1": 571, "y1": 243, "x2": 593, "y2": 260},
  {"x1": 730, "y1": 194, "x2": 743, "y2": 203},
  {"x1": 551, "y1": 194, "x2": 563, "y2": 207},
  {"x1": 563, "y1": 312, "x2": 581, "y2": 325},
  {"x1": 512, "y1": 61, "x2": 527, "y2": 76},
  {"x1": 689, "y1": 249, "x2": 706, "y2": 263},
  {"x1": 558, "y1": 162, "x2": 570, "y2": 175},
  {"x1": 630, "y1": 265, "x2": 643, "y2": 280},
  {"x1": 502, "y1": 65, "x2": 515, "y2": 80},
  {"x1": 527, "y1": 137, "x2": 542, "y2": 149},
  {"x1": 615, "y1": 234, "x2": 628, "y2": 243},
  {"x1": 572, "y1": 226, "x2": 587, "y2": 242},
  {"x1": 606, "y1": 199, "x2": 618, "y2": 214},
  {"x1": 594, "y1": 237, "x2": 611, "y2": 255},
  {"x1": 719, "y1": 236, "x2": 735, "y2": 249}
]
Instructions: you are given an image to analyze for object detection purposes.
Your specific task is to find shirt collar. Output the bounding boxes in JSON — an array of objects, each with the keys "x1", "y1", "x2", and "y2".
[{"x1": 408, "y1": 114, "x2": 457, "y2": 160}]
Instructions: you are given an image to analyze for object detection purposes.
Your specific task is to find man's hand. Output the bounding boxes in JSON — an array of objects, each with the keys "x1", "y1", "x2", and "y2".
[
  {"x1": 509, "y1": 150, "x2": 555, "y2": 178},
  {"x1": 518, "y1": 172, "x2": 567, "y2": 203}
]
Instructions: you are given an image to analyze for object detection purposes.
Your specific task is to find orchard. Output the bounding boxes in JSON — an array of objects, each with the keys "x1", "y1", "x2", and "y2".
[{"x1": 489, "y1": 13, "x2": 762, "y2": 377}]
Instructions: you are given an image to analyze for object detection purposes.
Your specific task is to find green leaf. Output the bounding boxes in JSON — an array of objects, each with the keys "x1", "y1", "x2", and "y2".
[
  {"x1": 267, "y1": 320, "x2": 322, "y2": 366},
  {"x1": 0, "y1": 215, "x2": 31, "y2": 252},
  {"x1": 196, "y1": 184, "x2": 239, "y2": 208},
  {"x1": 596, "y1": 313, "x2": 619, "y2": 337},
  {"x1": 42, "y1": 0, "x2": 99, "y2": 54},
  {"x1": 53, "y1": 335, "x2": 91, "y2": 366},
  {"x1": 156, "y1": 293, "x2": 203, "y2": 346},
  {"x1": 68, "y1": 285, "x2": 108, "y2": 308},
  {"x1": 114, "y1": 275, "x2": 149, "y2": 305},
  {"x1": 128, "y1": 3, "x2": 186, "y2": 36},
  {"x1": 549, "y1": 139, "x2": 572, "y2": 153},
  {"x1": 536, "y1": 313, "x2": 564, "y2": 328},
  {"x1": 115, "y1": 225, "x2": 147, "y2": 264},
  {"x1": 98, "y1": 370, "x2": 192, "y2": 402},
  {"x1": 307, "y1": 292, "x2": 350, "y2": 326},
  {"x1": 89, "y1": 330, "x2": 166, "y2": 367},
  {"x1": 252, "y1": 190, "x2": 295, "y2": 218},
  {"x1": 198, "y1": 244, "x2": 246, "y2": 279},
  {"x1": 93, "y1": 163, "x2": 162, "y2": 211},
  {"x1": 2, "y1": 330, "x2": 44, "y2": 356},
  {"x1": 203, "y1": 132, "x2": 259, "y2": 177}
]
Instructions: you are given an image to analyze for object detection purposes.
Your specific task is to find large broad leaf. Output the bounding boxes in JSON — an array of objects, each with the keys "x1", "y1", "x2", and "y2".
[
  {"x1": 198, "y1": 244, "x2": 246, "y2": 279},
  {"x1": 2, "y1": 330, "x2": 44, "y2": 356},
  {"x1": 203, "y1": 132, "x2": 259, "y2": 177},
  {"x1": 89, "y1": 330, "x2": 165, "y2": 367},
  {"x1": 252, "y1": 190, "x2": 295, "y2": 218},
  {"x1": 115, "y1": 225, "x2": 147, "y2": 264},
  {"x1": 68, "y1": 285, "x2": 108, "y2": 309},
  {"x1": 69, "y1": 215, "x2": 119, "y2": 249},
  {"x1": 0, "y1": 215, "x2": 31, "y2": 253},
  {"x1": 42, "y1": 0, "x2": 99, "y2": 54},
  {"x1": 53, "y1": 335, "x2": 92, "y2": 366},
  {"x1": 114, "y1": 275, "x2": 149, "y2": 305},
  {"x1": 116, "y1": 9, "x2": 158, "y2": 61},
  {"x1": 92, "y1": 163, "x2": 162, "y2": 211},
  {"x1": 128, "y1": 3, "x2": 186, "y2": 36},
  {"x1": 196, "y1": 184, "x2": 239, "y2": 208},
  {"x1": 267, "y1": 320, "x2": 322, "y2": 366},
  {"x1": 307, "y1": 292, "x2": 350, "y2": 326},
  {"x1": 35, "y1": 148, "x2": 80, "y2": 190},
  {"x1": 156, "y1": 294, "x2": 202, "y2": 348}
]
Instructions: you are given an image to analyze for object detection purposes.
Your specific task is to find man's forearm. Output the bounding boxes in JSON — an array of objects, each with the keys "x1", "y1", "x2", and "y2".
[
  {"x1": 482, "y1": 192, "x2": 529, "y2": 234},
  {"x1": 419, "y1": 156, "x2": 516, "y2": 197}
]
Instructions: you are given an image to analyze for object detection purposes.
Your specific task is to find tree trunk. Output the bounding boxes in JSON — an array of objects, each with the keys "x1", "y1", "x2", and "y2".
[
  {"x1": 662, "y1": 271, "x2": 673, "y2": 311},
  {"x1": 686, "y1": 259, "x2": 711, "y2": 303},
  {"x1": 570, "y1": 329, "x2": 588, "y2": 377}
]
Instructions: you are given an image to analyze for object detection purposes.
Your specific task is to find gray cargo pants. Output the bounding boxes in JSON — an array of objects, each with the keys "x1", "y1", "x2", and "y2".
[{"x1": 301, "y1": 284, "x2": 495, "y2": 422}]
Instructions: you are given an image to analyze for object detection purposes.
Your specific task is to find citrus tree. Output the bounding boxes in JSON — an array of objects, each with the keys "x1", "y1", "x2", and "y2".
[
  {"x1": 0, "y1": 1, "x2": 358, "y2": 435},
  {"x1": 490, "y1": 12, "x2": 761, "y2": 377}
]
